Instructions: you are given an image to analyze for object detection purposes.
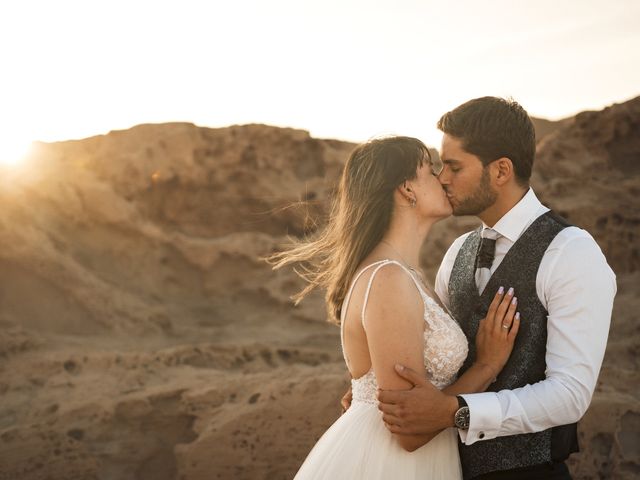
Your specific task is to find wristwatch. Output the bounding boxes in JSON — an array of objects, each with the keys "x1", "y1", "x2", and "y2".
[{"x1": 454, "y1": 396, "x2": 470, "y2": 430}]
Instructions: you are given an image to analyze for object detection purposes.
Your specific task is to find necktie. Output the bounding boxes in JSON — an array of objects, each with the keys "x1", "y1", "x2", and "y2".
[{"x1": 475, "y1": 228, "x2": 499, "y2": 294}]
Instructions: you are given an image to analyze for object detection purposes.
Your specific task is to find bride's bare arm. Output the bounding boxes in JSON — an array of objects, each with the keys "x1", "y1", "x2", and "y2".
[
  {"x1": 376, "y1": 288, "x2": 521, "y2": 438},
  {"x1": 363, "y1": 264, "x2": 436, "y2": 452}
]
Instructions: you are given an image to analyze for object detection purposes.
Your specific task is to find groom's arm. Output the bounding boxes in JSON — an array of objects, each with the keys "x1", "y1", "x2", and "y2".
[{"x1": 459, "y1": 231, "x2": 616, "y2": 445}]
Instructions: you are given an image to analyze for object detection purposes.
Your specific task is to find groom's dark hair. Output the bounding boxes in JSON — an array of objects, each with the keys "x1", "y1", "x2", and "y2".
[{"x1": 437, "y1": 96, "x2": 535, "y2": 187}]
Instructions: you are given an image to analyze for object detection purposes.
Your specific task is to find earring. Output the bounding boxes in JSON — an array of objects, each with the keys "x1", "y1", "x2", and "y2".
[{"x1": 403, "y1": 181, "x2": 417, "y2": 207}]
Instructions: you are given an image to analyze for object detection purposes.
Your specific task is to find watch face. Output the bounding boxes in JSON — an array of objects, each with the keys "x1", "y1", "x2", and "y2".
[{"x1": 455, "y1": 406, "x2": 470, "y2": 429}]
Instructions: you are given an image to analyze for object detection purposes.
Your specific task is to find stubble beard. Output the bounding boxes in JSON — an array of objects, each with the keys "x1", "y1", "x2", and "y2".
[{"x1": 451, "y1": 167, "x2": 498, "y2": 216}]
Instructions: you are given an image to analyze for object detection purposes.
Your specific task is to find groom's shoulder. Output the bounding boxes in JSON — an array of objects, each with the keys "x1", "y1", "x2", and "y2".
[
  {"x1": 548, "y1": 225, "x2": 614, "y2": 271},
  {"x1": 551, "y1": 224, "x2": 602, "y2": 251},
  {"x1": 544, "y1": 225, "x2": 617, "y2": 286}
]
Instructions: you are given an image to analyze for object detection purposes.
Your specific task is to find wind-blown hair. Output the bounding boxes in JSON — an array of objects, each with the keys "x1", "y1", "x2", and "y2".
[{"x1": 268, "y1": 136, "x2": 431, "y2": 324}]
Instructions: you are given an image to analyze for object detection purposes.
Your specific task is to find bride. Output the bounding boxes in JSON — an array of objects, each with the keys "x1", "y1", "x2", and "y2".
[{"x1": 270, "y1": 136, "x2": 520, "y2": 479}]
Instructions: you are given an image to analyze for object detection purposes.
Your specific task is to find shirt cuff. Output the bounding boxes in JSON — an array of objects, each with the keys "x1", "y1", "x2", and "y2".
[{"x1": 457, "y1": 392, "x2": 502, "y2": 445}]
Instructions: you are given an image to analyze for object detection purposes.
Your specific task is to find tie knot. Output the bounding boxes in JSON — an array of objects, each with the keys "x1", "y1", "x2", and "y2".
[
  {"x1": 476, "y1": 235, "x2": 497, "y2": 270},
  {"x1": 481, "y1": 228, "x2": 499, "y2": 240}
]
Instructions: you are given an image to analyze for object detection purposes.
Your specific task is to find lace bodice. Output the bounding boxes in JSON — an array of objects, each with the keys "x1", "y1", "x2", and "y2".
[{"x1": 340, "y1": 260, "x2": 469, "y2": 405}]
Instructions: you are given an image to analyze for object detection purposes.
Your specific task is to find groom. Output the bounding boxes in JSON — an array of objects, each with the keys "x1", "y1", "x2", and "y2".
[{"x1": 376, "y1": 97, "x2": 616, "y2": 479}]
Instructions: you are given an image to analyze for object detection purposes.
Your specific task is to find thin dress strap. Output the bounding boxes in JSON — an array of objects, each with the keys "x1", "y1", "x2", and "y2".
[
  {"x1": 360, "y1": 260, "x2": 424, "y2": 328},
  {"x1": 339, "y1": 260, "x2": 388, "y2": 365},
  {"x1": 340, "y1": 260, "x2": 424, "y2": 344},
  {"x1": 340, "y1": 260, "x2": 389, "y2": 337}
]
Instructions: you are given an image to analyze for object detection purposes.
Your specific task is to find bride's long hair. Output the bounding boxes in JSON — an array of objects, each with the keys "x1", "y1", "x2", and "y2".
[{"x1": 268, "y1": 136, "x2": 431, "y2": 324}]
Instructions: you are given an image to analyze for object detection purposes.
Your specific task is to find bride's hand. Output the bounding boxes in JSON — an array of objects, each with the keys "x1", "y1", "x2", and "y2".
[{"x1": 474, "y1": 286, "x2": 521, "y2": 379}]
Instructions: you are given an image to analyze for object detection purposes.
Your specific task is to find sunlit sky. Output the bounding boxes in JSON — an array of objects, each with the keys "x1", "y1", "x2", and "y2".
[{"x1": 1, "y1": 0, "x2": 639, "y2": 165}]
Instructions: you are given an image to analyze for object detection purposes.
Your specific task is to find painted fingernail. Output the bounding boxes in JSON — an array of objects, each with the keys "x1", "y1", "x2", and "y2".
[
  {"x1": 507, "y1": 287, "x2": 514, "y2": 296},
  {"x1": 498, "y1": 286, "x2": 504, "y2": 294},
  {"x1": 512, "y1": 296, "x2": 518, "y2": 305},
  {"x1": 515, "y1": 312, "x2": 520, "y2": 320}
]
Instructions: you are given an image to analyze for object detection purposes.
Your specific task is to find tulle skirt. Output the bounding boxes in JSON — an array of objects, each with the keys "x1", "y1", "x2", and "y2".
[{"x1": 294, "y1": 400, "x2": 463, "y2": 479}]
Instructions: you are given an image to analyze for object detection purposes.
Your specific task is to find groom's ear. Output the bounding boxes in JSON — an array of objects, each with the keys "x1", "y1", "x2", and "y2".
[{"x1": 492, "y1": 157, "x2": 514, "y2": 186}]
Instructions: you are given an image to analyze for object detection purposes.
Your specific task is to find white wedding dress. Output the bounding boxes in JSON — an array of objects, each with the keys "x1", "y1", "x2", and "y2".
[{"x1": 294, "y1": 260, "x2": 468, "y2": 479}]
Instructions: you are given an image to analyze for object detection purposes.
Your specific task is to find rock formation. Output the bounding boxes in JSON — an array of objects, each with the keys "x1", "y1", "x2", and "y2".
[{"x1": 0, "y1": 98, "x2": 638, "y2": 479}]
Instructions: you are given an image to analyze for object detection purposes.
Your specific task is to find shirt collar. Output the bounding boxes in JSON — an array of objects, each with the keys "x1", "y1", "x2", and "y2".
[{"x1": 482, "y1": 188, "x2": 543, "y2": 242}]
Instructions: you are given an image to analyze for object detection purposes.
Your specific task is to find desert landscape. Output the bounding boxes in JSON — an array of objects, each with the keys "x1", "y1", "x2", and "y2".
[{"x1": 0, "y1": 97, "x2": 638, "y2": 480}]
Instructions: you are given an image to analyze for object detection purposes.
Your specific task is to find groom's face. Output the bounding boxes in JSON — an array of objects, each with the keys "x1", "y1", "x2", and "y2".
[{"x1": 438, "y1": 134, "x2": 497, "y2": 216}]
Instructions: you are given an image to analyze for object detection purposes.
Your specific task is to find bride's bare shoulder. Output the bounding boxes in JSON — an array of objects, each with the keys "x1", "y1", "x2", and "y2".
[{"x1": 362, "y1": 263, "x2": 423, "y2": 318}]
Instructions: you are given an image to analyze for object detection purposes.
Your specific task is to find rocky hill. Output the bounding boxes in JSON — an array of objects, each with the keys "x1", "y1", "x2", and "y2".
[{"x1": 0, "y1": 97, "x2": 638, "y2": 480}]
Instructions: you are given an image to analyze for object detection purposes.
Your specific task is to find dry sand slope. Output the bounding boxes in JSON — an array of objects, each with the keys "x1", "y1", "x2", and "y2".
[{"x1": 0, "y1": 97, "x2": 638, "y2": 480}]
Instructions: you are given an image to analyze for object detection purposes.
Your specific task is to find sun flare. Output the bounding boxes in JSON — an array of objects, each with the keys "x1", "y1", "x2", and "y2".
[{"x1": 0, "y1": 138, "x2": 33, "y2": 168}]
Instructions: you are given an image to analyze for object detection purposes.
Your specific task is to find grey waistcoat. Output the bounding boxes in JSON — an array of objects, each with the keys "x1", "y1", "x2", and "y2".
[{"x1": 448, "y1": 211, "x2": 578, "y2": 479}]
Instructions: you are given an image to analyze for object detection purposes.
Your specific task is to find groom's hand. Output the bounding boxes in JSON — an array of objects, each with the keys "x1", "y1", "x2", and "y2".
[
  {"x1": 340, "y1": 386, "x2": 352, "y2": 414},
  {"x1": 377, "y1": 364, "x2": 458, "y2": 435}
]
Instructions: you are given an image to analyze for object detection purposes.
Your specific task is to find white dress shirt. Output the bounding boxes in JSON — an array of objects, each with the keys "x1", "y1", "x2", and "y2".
[{"x1": 435, "y1": 188, "x2": 616, "y2": 445}]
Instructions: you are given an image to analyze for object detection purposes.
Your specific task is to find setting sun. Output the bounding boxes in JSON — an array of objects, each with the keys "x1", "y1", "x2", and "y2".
[{"x1": 0, "y1": 138, "x2": 32, "y2": 167}]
